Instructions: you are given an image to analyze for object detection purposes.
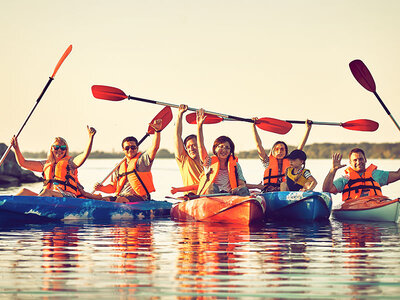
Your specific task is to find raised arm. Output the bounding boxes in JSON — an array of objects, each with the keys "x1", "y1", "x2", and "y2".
[
  {"x1": 196, "y1": 109, "x2": 208, "y2": 162},
  {"x1": 322, "y1": 152, "x2": 346, "y2": 193},
  {"x1": 147, "y1": 119, "x2": 162, "y2": 161},
  {"x1": 252, "y1": 118, "x2": 267, "y2": 160},
  {"x1": 298, "y1": 119, "x2": 312, "y2": 150},
  {"x1": 10, "y1": 136, "x2": 43, "y2": 172},
  {"x1": 73, "y1": 126, "x2": 97, "y2": 168},
  {"x1": 174, "y1": 104, "x2": 187, "y2": 158}
]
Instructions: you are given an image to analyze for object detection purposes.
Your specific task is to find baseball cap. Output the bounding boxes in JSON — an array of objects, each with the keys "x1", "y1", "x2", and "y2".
[{"x1": 287, "y1": 149, "x2": 307, "y2": 161}]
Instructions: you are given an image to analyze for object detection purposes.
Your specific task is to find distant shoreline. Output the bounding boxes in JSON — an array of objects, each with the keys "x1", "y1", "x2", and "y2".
[{"x1": 21, "y1": 142, "x2": 400, "y2": 159}]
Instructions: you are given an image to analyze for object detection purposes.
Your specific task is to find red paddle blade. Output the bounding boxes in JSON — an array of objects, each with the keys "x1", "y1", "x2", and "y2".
[
  {"x1": 341, "y1": 119, "x2": 379, "y2": 132},
  {"x1": 185, "y1": 112, "x2": 224, "y2": 124},
  {"x1": 256, "y1": 117, "x2": 292, "y2": 134},
  {"x1": 349, "y1": 60, "x2": 376, "y2": 92},
  {"x1": 91, "y1": 85, "x2": 128, "y2": 101},
  {"x1": 147, "y1": 106, "x2": 173, "y2": 134}
]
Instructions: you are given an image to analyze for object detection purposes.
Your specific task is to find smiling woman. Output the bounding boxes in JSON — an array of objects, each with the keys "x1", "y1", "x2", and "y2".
[
  {"x1": 196, "y1": 109, "x2": 250, "y2": 196},
  {"x1": 9, "y1": 126, "x2": 96, "y2": 197}
]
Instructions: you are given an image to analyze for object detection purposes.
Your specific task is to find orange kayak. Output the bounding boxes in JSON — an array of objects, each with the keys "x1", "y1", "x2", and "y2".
[
  {"x1": 170, "y1": 195, "x2": 266, "y2": 225},
  {"x1": 332, "y1": 195, "x2": 400, "y2": 223}
]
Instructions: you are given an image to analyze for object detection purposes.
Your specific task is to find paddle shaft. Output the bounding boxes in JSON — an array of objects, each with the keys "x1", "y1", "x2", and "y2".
[
  {"x1": 0, "y1": 77, "x2": 53, "y2": 166},
  {"x1": 0, "y1": 45, "x2": 72, "y2": 167},
  {"x1": 373, "y1": 91, "x2": 400, "y2": 131},
  {"x1": 127, "y1": 95, "x2": 254, "y2": 123},
  {"x1": 285, "y1": 120, "x2": 342, "y2": 126}
]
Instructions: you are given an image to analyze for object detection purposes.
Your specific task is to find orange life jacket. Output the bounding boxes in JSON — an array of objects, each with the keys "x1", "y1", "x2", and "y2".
[
  {"x1": 42, "y1": 156, "x2": 79, "y2": 195},
  {"x1": 342, "y1": 164, "x2": 382, "y2": 201},
  {"x1": 197, "y1": 156, "x2": 238, "y2": 195},
  {"x1": 263, "y1": 155, "x2": 290, "y2": 189},
  {"x1": 115, "y1": 153, "x2": 155, "y2": 197}
]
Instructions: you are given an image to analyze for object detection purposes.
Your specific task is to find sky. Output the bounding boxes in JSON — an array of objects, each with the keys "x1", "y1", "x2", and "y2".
[{"x1": 1, "y1": 0, "x2": 400, "y2": 154}]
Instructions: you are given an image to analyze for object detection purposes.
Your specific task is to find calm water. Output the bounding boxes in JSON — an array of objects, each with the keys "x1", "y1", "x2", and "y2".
[{"x1": 1, "y1": 158, "x2": 400, "y2": 298}]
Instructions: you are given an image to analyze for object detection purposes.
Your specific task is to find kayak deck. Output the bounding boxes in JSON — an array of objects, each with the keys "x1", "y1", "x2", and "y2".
[{"x1": 0, "y1": 195, "x2": 172, "y2": 224}]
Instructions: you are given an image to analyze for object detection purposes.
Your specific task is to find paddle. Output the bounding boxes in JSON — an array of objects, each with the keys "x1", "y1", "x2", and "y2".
[
  {"x1": 91, "y1": 85, "x2": 292, "y2": 135},
  {"x1": 0, "y1": 45, "x2": 73, "y2": 167},
  {"x1": 186, "y1": 113, "x2": 379, "y2": 132},
  {"x1": 349, "y1": 59, "x2": 400, "y2": 132},
  {"x1": 91, "y1": 106, "x2": 173, "y2": 193}
]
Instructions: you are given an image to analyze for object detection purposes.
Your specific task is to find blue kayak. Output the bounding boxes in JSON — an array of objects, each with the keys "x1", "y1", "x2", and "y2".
[
  {"x1": 0, "y1": 195, "x2": 172, "y2": 224},
  {"x1": 259, "y1": 191, "x2": 332, "y2": 222}
]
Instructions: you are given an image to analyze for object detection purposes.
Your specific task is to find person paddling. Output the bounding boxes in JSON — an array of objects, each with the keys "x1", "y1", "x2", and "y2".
[
  {"x1": 173, "y1": 104, "x2": 203, "y2": 195},
  {"x1": 195, "y1": 109, "x2": 249, "y2": 196},
  {"x1": 249, "y1": 119, "x2": 312, "y2": 192},
  {"x1": 94, "y1": 119, "x2": 162, "y2": 203},
  {"x1": 11, "y1": 126, "x2": 97, "y2": 197},
  {"x1": 322, "y1": 148, "x2": 400, "y2": 201}
]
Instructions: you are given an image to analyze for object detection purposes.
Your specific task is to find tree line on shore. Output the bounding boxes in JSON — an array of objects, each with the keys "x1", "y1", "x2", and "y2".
[{"x1": 21, "y1": 142, "x2": 400, "y2": 159}]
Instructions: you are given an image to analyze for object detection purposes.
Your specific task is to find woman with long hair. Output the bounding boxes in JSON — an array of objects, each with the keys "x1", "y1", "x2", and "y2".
[{"x1": 11, "y1": 126, "x2": 96, "y2": 197}]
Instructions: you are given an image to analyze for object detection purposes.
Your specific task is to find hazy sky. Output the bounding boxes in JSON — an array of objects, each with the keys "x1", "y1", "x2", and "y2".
[{"x1": 1, "y1": 0, "x2": 400, "y2": 154}]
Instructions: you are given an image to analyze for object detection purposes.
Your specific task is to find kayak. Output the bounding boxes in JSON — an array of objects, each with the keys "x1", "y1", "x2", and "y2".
[
  {"x1": 170, "y1": 195, "x2": 266, "y2": 225},
  {"x1": 332, "y1": 195, "x2": 400, "y2": 223},
  {"x1": 0, "y1": 195, "x2": 172, "y2": 224},
  {"x1": 259, "y1": 191, "x2": 332, "y2": 222}
]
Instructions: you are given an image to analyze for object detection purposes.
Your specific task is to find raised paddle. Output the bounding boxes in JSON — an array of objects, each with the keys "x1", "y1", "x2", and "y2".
[
  {"x1": 185, "y1": 113, "x2": 379, "y2": 132},
  {"x1": 349, "y1": 59, "x2": 400, "y2": 132},
  {"x1": 91, "y1": 85, "x2": 292, "y2": 135},
  {"x1": 0, "y1": 45, "x2": 73, "y2": 167},
  {"x1": 91, "y1": 106, "x2": 173, "y2": 193}
]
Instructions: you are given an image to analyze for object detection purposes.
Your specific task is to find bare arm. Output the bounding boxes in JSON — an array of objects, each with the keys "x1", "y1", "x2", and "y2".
[
  {"x1": 174, "y1": 104, "x2": 187, "y2": 158},
  {"x1": 302, "y1": 176, "x2": 317, "y2": 191},
  {"x1": 196, "y1": 109, "x2": 208, "y2": 162},
  {"x1": 387, "y1": 168, "x2": 400, "y2": 184},
  {"x1": 171, "y1": 184, "x2": 199, "y2": 194},
  {"x1": 73, "y1": 126, "x2": 97, "y2": 168},
  {"x1": 322, "y1": 152, "x2": 345, "y2": 193},
  {"x1": 147, "y1": 119, "x2": 162, "y2": 161},
  {"x1": 298, "y1": 119, "x2": 312, "y2": 150},
  {"x1": 252, "y1": 118, "x2": 267, "y2": 160},
  {"x1": 10, "y1": 136, "x2": 43, "y2": 172}
]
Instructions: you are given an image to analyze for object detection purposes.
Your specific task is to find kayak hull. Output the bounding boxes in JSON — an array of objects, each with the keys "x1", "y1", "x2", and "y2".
[
  {"x1": 332, "y1": 195, "x2": 400, "y2": 223},
  {"x1": 259, "y1": 191, "x2": 332, "y2": 222},
  {"x1": 170, "y1": 195, "x2": 266, "y2": 225},
  {"x1": 0, "y1": 195, "x2": 172, "y2": 224}
]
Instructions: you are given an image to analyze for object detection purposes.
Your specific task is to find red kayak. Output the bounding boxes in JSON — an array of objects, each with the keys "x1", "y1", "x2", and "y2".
[
  {"x1": 170, "y1": 195, "x2": 266, "y2": 225},
  {"x1": 332, "y1": 195, "x2": 400, "y2": 223}
]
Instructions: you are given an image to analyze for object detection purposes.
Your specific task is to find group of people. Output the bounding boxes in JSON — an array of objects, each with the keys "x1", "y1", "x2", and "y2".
[{"x1": 10, "y1": 106, "x2": 400, "y2": 203}]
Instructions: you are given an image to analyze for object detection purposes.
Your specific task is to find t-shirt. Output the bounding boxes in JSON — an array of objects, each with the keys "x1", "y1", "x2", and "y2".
[
  {"x1": 333, "y1": 169, "x2": 389, "y2": 192},
  {"x1": 114, "y1": 152, "x2": 153, "y2": 197},
  {"x1": 175, "y1": 152, "x2": 203, "y2": 188}
]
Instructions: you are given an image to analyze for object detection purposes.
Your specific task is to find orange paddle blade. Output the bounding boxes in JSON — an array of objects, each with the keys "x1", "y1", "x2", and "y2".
[
  {"x1": 91, "y1": 85, "x2": 127, "y2": 101},
  {"x1": 51, "y1": 45, "x2": 72, "y2": 78}
]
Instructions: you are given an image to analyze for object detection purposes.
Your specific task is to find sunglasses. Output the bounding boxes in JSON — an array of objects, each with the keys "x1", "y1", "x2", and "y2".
[
  {"x1": 52, "y1": 145, "x2": 67, "y2": 151},
  {"x1": 124, "y1": 145, "x2": 137, "y2": 151}
]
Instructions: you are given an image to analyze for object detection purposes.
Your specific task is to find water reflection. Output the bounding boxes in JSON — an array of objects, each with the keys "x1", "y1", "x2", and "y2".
[
  {"x1": 41, "y1": 225, "x2": 80, "y2": 292},
  {"x1": 339, "y1": 221, "x2": 399, "y2": 297}
]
